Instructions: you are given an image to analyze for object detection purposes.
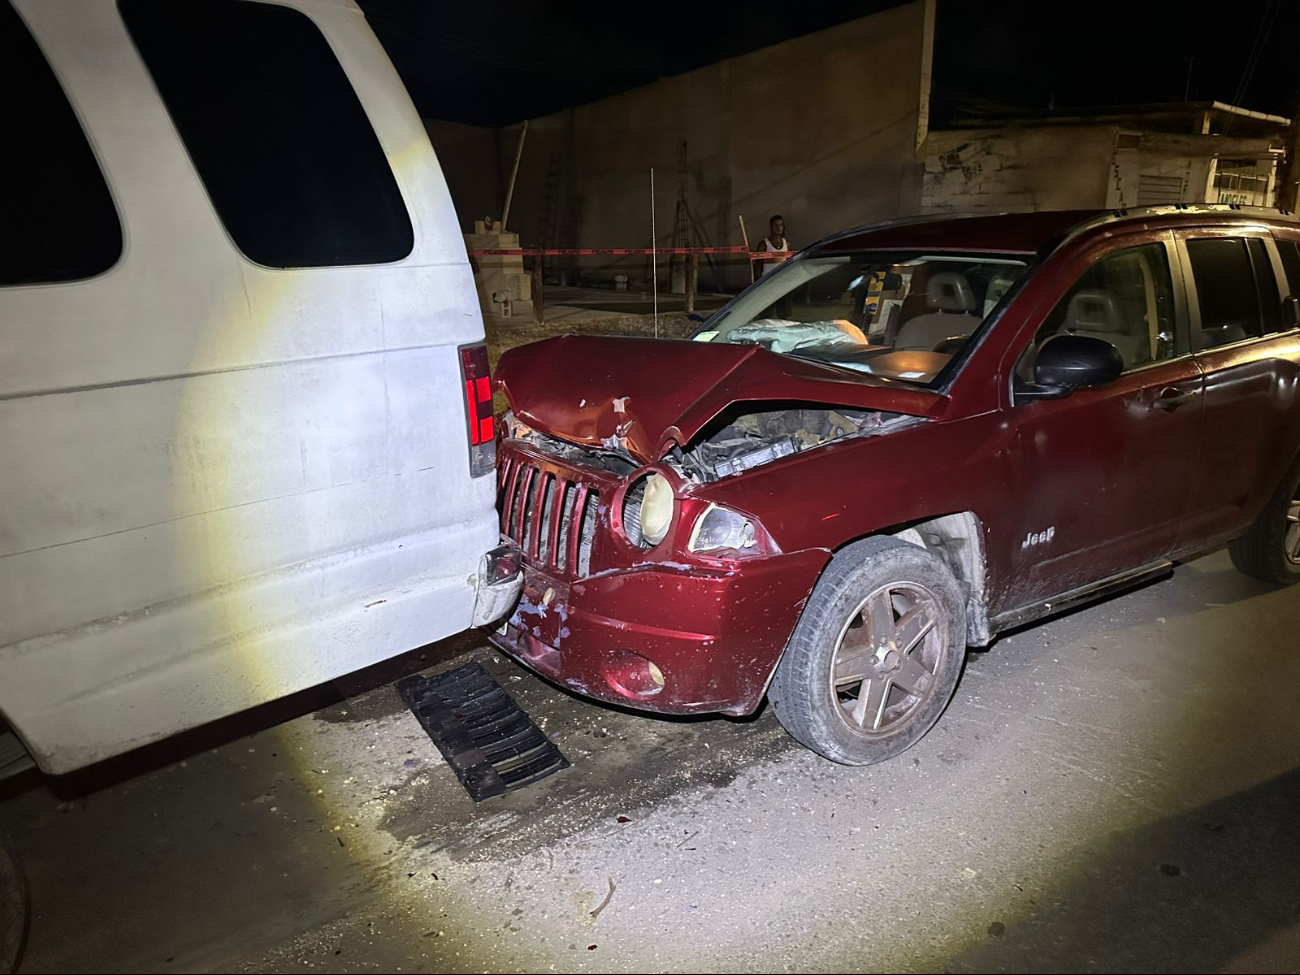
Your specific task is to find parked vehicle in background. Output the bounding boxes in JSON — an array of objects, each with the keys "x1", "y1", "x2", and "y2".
[
  {"x1": 0, "y1": 0, "x2": 519, "y2": 776},
  {"x1": 492, "y1": 205, "x2": 1300, "y2": 764}
]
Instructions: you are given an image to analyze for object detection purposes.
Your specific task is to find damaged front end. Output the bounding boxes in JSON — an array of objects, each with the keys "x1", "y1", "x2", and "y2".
[
  {"x1": 675, "y1": 406, "x2": 922, "y2": 482},
  {"x1": 491, "y1": 423, "x2": 831, "y2": 717},
  {"x1": 488, "y1": 335, "x2": 941, "y2": 716}
]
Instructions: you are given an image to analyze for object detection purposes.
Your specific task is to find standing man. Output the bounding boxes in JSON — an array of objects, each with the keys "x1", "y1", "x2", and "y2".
[{"x1": 756, "y1": 214, "x2": 790, "y2": 275}]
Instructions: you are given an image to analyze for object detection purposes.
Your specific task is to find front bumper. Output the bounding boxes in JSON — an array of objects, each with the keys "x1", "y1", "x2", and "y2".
[
  {"x1": 488, "y1": 548, "x2": 828, "y2": 715},
  {"x1": 471, "y1": 541, "x2": 525, "y2": 627}
]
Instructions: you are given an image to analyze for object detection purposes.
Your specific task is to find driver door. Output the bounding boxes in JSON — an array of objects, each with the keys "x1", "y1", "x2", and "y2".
[{"x1": 1000, "y1": 232, "x2": 1203, "y2": 609}]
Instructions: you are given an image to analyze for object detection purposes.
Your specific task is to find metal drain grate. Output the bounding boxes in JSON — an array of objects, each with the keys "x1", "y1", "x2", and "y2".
[{"x1": 396, "y1": 663, "x2": 569, "y2": 801}]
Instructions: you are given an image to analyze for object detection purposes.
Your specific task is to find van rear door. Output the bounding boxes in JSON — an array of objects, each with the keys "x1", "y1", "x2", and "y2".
[{"x1": 0, "y1": 0, "x2": 500, "y2": 773}]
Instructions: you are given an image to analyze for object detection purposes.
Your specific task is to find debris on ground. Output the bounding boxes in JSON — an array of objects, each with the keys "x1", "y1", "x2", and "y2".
[{"x1": 589, "y1": 878, "x2": 617, "y2": 920}]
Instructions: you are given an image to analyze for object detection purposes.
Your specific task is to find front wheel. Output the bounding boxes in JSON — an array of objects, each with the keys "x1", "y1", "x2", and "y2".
[{"x1": 769, "y1": 536, "x2": 967, "y2": 765}]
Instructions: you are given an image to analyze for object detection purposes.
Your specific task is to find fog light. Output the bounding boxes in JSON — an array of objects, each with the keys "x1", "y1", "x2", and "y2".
[{"x1": 603, "y1": 650, "x2": 666, "y2": 698}]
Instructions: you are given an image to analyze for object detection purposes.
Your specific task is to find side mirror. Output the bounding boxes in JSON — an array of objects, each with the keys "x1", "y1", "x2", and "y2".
[
  {"x1": 687, "y1": 312, "x2": 706, "y2": 323},
  {"x1": 1022, "y1": 334, "x2": 1123, "y2": 400}
]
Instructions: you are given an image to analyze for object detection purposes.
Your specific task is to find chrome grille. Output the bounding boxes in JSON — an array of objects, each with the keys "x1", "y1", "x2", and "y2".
[{"x1": 499, "y1": 456, "x2": 600, "y2": 577}]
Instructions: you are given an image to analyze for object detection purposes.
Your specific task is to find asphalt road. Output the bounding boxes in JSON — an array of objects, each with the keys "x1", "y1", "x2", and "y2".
[{"x1": 2, "y1": 549, "x2": 1298, "y2": 974}]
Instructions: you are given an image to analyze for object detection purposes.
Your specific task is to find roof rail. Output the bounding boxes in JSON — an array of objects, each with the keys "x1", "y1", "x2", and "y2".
[
  {"x1": 1059, "y1": 203, "x2": 1299, "y2": 248},
  {"x1": 804, "y1": 203, "x2": 1298, "y2": 258}
]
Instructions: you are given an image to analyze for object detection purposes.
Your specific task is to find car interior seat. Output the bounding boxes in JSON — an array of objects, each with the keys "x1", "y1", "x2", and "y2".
[{"x1": 894, "y1": 271, "x2": 982, "y2": 351}]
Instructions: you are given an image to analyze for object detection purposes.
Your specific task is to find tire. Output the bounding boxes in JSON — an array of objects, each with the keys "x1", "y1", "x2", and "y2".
[
  {"x1": 0, "y1": 830, "x2": 26, "y2": 975},
  {"x1": 1229, "y1": 454, "x2": 1300, "y2": 585},
  {"x1": 769, "y1": 535, "x2": 967, "y2": 766}
]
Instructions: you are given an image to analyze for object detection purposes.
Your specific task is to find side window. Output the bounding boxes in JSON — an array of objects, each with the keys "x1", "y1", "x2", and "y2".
[
  {"x1": 1186, "y1": 238, "x2": 1262, "y2": 349},
  {"x1": 1019, "y1": 242, "x2": 1179, "y2": 379},
  {"x1": 1, "y1": 0, "x2": 122, "y2": 285},
  {"x1": 119, "y1": 0, "x2": 414, "y2": 269},
  {"x1": 1246, "y1": 237, "x2": 1281, "y2": 333},
  {"x1": 1275, "y1": 238, "x2": 1300, "y2": 323}
]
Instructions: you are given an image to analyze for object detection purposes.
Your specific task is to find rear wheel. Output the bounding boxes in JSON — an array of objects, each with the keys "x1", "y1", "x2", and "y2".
[
  {"x1": 1230, "y1": 455, "x2": 1300, "y2": 585},
  {"x1": 769, "y1": 536, "x2": 967, "y2": 765},
  {"x1": 0, "y1": 830, "x2": 26, "y2": 974}
]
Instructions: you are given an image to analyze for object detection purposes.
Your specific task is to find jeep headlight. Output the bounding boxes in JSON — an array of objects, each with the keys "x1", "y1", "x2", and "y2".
[
  {"x1": 688, "y1": 503, "x2": 758, "y2": 554},
  {"x1": 623, "y1": 472, "x2": 674, "y2": 547}
]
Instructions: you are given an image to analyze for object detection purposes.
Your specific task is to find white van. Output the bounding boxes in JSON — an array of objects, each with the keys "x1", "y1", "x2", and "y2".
[{"x1": 0, "y1": 0, "x2": 519, "y2": 774}]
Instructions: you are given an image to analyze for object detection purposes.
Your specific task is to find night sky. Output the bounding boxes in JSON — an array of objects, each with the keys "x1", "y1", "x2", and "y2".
[{"x1": 358, "y1": 0, "x2": 1300, "y2": 127}]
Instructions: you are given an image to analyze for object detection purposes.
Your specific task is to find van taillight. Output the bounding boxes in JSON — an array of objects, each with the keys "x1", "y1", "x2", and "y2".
[{"x1": 460, "y1": 343, "x2": 495, "y2": 477}]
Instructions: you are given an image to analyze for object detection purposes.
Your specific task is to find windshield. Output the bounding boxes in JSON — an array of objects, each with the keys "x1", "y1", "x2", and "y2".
[{"x1": 693, "y1": 251, "x2": 1029, "y2": 386}]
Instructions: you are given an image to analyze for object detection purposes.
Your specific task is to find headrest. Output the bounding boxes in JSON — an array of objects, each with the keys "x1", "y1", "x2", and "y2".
[
  {"x1": 1065, "y1": 289, "x2": 1122, "y2": 332},
  {"x1": 926, "y1": 272, "x2": 976, "y2": 312}
]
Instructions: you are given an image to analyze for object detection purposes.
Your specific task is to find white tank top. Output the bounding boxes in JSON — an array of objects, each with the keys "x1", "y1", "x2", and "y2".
[{"x1": 759, "y1": 236, "x2": 789, "y2": 274}]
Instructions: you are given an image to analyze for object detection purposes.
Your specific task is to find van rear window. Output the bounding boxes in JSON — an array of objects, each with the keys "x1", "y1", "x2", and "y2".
[
  {"x1": 1, "y1": 0, "x2": 123, "y2": 286},
  {"x1": 119, "y1": 0, "x2": 414, "y2": 268}
]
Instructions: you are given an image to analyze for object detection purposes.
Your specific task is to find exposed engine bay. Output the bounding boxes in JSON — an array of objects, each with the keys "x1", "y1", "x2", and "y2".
[
  {"x1": 506, "y1": 406, "x2": 921, "y2": 483},
  {"x1": 677, "y1": 407, "x2": 919, "y2": 481}
]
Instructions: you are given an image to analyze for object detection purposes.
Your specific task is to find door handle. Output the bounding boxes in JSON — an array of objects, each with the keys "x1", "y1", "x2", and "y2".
[{"x1": 1151, "y1": 386, "x2": 1197, "y2": 411}]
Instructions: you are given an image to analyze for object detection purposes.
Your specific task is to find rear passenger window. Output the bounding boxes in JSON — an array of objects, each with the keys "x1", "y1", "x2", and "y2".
[
  {"x1": 1246, "y1": 238, "x2": 1281, "y2": 333},
  {"x1": 119, "y1": 0, "x2": 413, "y2": 268},
  {"x1": 1186, "y1": 238, "x2": 1261, "y2": 349},
  {"x1": 1021, "y1": 242, "x2": 1179, "y2": 376},
  {"x1": 1276, "y1": 239, "x2": 1300, "y2": 301},
  {"x1": 1, "y1": 0, "x2": 122, "y2": 285}
]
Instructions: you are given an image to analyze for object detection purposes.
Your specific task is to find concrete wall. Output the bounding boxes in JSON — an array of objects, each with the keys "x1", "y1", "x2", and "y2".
[
  {"x1": 1127, "y1": 132, "x2": 1280, "y2": 208},
  {"x1": 922, "y1": 125, "x2": 1282, "y2": 213},
  {"x1": 922, "y1": 125, "x2": 1118, "y2": 213},
  {"x1": 424, "y1": 119, "x2": 502, "y2": 233},
  {"x1": 429, "y1": 0, "x2": 935, "y2": 290}
]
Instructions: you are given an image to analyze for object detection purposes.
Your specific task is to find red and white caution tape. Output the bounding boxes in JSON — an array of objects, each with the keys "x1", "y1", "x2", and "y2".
[{"x1": 468, "y1": 245, "x2": 794, "y2": 260}]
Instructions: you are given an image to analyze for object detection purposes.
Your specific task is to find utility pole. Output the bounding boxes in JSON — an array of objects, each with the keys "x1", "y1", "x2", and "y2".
[{"x1": 1279, "y1": 92, "x2": 1300, "y2": 212}]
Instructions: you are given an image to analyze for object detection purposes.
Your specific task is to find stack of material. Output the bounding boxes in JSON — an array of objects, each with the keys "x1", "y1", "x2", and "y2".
[{"x1": 465, "y1": 220, "x2": 532, "y2": 321}]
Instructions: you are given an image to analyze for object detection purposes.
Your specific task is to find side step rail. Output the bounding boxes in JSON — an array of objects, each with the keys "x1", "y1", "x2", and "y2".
[{"x1": 990, "y1": 560, "x2": 1174, "y2": 635}]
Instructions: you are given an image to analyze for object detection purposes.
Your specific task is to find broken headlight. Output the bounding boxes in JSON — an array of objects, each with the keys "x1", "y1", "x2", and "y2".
[
  {"x1": 623, "y1": 472, "x2": 674, "y2": 548},
  {"x1": 688, "y1": 503, "x2": 758, "y2": 554}
]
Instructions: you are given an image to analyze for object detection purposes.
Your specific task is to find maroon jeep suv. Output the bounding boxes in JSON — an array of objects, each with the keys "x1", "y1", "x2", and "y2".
[{"x1": 491, "y1": 206, "x2": 1300, "y2": 765}]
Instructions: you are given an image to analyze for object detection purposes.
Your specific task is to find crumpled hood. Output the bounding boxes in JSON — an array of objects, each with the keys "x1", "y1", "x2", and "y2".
[{"x1": 494, "y1": 335, "x2": 949, "y2": 465}]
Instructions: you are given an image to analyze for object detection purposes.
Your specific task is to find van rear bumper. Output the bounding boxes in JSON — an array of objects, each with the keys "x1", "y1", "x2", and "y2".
[{"x1": 0, "y1": 517, "x2": 500, "y2": 774}]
